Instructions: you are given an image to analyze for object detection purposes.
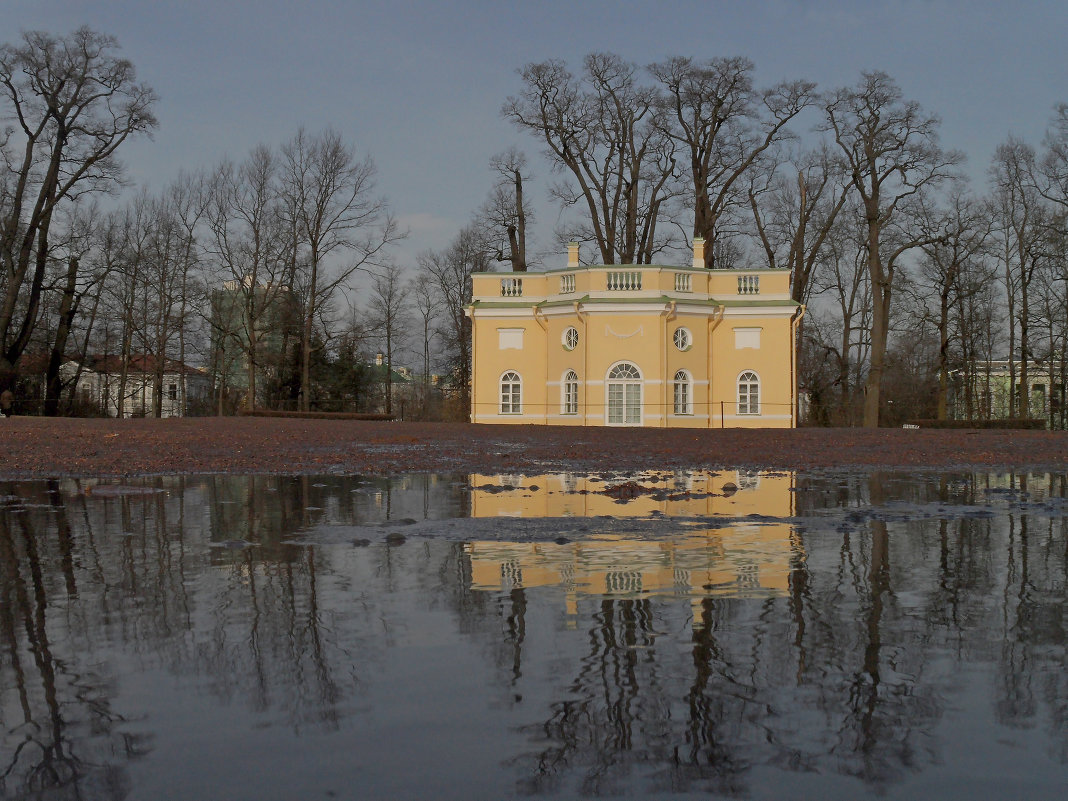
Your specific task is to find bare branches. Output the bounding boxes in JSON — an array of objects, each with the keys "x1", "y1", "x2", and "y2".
[
  {"x1": 279, "y1": 128, "x2": 404, "y2": 410},
  {"x1": 505, "y1": 54, "x2": 678, "y2": 264},
  {"x1": 0, "y1": 27, "x2": 156, "y2": 388},
  {"x1": 822, "y1": 71, "x2": 962, "y2": 426},
  {"x1": 650, "y1": 55, "x2": 816, "y2": 268}
]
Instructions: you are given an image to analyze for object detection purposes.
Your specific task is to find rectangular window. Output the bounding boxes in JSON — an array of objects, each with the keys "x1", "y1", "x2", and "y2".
[
  {"x1": 624, "y1": 384, "x2": 641, "y2": 424},
  {"x1": 673, "y1": 381, "x2": 691, "y2": 415},
  {"x1": 738, "y1": 373, "x2": 760, "y2": 415},
  {"x1": 608, "y1": 384, "x2": 624, "y2": 424},
  {"x1": 168, "y1": 383, "x2": 178, "y2": 401},
  {"x1": 563, "y1": 380, "x2": 578, "y2": 414},
  {"x1": 500, "y1": 373, "x2": 521, "y2": 414}
]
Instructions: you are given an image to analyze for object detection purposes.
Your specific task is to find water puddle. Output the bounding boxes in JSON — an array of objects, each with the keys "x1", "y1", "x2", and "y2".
[{"x1": 2, "y1": 470, "x2": 1067, "y2": 799}]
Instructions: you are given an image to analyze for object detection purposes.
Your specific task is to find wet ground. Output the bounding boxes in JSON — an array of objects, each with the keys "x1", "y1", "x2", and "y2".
[
  {"x1": 3, "y1": 469, "x2": 1068, "y2": 800},
  {"x1": 2, "y1": 417, "x2": 1068, "y2": 478}
]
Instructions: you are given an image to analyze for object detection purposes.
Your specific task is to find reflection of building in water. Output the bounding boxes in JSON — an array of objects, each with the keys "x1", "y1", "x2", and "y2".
[
  {"x1": 466, "y1": 471, "x2": 800, "y2": 620},
  {"x1": 469, "y1": 469, "x2": 792, "y2": 518}
]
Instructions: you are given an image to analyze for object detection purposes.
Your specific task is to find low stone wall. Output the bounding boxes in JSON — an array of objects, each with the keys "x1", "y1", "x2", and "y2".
[
  {"x1": 906, "y1": 418, "x2": 1047, "y2": 430},
  {"x1": 238, "y1": 409, "x2": 395, "y2": 421}
]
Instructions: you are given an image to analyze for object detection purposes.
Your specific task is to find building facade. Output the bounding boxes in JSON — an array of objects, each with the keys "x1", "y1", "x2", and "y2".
[
  {"x1": 210, "y1": 280, "x2": 302, "y2": 408},
  {"x1": 73, "y1": 355, "x2": 212, "y2": 417},
  {"x1": 952, "y1": 359, "x2": 1066, "y2": 427},
  {"x1": 467, "y1": 240, "x2": 802, "y2": 428}
]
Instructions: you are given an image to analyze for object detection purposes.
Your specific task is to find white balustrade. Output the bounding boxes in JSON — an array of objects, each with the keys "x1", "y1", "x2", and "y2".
[
  {"x1": 737, "y1": 274, "x2": 760, "y2": 295},
  {"x1": 606, "y1": 271, "x2": 642, "y2": 291},
  {"x1": 560, "y1": 273, "x2": 576, "y2": 293},
  {"x1": 501, "y1": 278, "x2": 523, "y2": 297},
  {"x1": 674, "y1": 273, "x2": 692, "y2": 292}
]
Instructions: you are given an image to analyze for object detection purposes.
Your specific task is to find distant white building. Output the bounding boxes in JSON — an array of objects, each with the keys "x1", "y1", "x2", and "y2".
[
  {"x1": 952, "y1": 358, "x2": 1065, "y2": 426},
  {"x1": 71, "y1": 355, "x2": 212, "y2": 417}
]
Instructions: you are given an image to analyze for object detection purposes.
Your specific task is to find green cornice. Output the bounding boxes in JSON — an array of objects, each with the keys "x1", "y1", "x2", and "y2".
[
  {"x1": 472, "y1": 265, "x2": 792, "y2": 277},
  {"x1": 472, "y1": 295, "x2": 799, "y2": 310}
]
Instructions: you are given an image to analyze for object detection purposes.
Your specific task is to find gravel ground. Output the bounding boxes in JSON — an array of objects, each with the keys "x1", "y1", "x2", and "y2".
[{"x1": 1, "y1": 417, "x2": 1067, "y2": 478}]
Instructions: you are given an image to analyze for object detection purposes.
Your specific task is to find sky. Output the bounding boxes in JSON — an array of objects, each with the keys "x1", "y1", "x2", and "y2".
[{"x1": 7, "y1": 0, "x2": 1068, "y2": 273}]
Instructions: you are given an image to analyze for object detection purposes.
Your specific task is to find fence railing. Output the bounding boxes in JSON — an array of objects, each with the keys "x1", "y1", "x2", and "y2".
[
  {"x1": 737, "y1": 274, "x2": 760, "y2": 294},
  {"x1": 606, "y1": 271, "x2": 642, "y2": 291}
]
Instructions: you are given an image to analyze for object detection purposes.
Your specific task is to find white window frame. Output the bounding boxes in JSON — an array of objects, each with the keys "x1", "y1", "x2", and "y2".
[
  {"x1": 500, "y1": 371, "x2": 522, "y2": 414},
  {"x1": 737, "y1": 370, "x2": 760, "y2": 415},
  {"x1": 673, "y1": 370, "x2": 692, "y2": 415},
  {"x1": 606, "y1": 362, "x2": 642, "y2": 426},
  {"x1": 673, "y1": 326, "x2": 693, "y2": 351},
  {"x1": 562, "y1": 369, "x2": 579, "y2": 415},
  {"x1": 562, "y1": 326, "x2": 579, "y2": 351}
]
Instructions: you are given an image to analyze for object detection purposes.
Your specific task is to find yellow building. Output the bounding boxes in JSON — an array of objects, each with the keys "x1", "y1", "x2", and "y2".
[{"x1": 467, "y1": 239, "x2": 802, "y2": 427}]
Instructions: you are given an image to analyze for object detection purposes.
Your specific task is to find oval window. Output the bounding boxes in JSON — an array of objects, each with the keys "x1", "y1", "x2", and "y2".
[
  {"x1": 563, "y1": 327, "x2": 579, "y2": 351},
  {"x1": 673, "y1": 327, "x2": 692, "y2": 351}
]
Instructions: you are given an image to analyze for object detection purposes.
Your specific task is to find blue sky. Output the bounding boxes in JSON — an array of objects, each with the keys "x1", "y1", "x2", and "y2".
[{"x1": 8, "y1": 1, "x2": 1067, "y2": 269}]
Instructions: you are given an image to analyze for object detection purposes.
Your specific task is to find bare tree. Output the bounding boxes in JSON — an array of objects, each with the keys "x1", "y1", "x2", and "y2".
[
  {"x1": 1039, "y1": 103, "x2": 1068, "y2": 211},
  {"x1": 43, "y1": 200, "x2": 100, "y2": 414},
  {"x1": 0, "y1": 27, "x2": 156, "y2": 393},
  {"x1": 367, "y1": 262, "x2": 409, "y2": 417},
  {"x1": 419, "y1": 225, "x2": 491, "y2": 416},
  {"x1": 989, "y1": 139, "x2": 1047, "y2": 418},
  {"x1": 408, "y1": 275, "x2": 440, "y2": 419},
  {"x1": 504, "y1": 54, "x2": 677, "y2": 265},
  {"x1": 748, "y1": 144, "x2": 852, "y2": 305},
  {"x1": 823, "y1": 71, "x2": 961, "y2": 427},
  {"x1": 163, "y1": 172, "x2": 208, "y2": 414},
  {"x1": 912, "y1": 191, "x2": 991, "y2": 418},
  {"x1": 650, "y1": 56, "x2": 815, "y2": 268},
  {"x1": 205, "y1": 147, "x2": 291, "y2": 410},
  {"x1": 280, "y1": 128, "x2": 401, "y2": 411},
  {"x1": 478, "y1": 148, "x2": 534, "y2": 272},
  {"x1": 111, "y1": 191, "x2": 152, "y2": 416},
  {"x1": 805, "y1": 201, "x2": 872, "y2": 424}
]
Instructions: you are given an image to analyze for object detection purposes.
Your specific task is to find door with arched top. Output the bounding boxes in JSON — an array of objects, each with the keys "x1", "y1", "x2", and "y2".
[{"x1": 606, "y1": 362, "x2": 642, "y2": 425}]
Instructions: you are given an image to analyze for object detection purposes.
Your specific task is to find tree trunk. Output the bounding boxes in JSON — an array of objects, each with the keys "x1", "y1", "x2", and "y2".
[
  {"x1": 936, "y1": 281, "x2": 951, "y2": 420},
  {"x1": 301, "y1": 252, "x2": 319, "y2": 413},
  {"x1": 44, "y1": 257, "x2": 81, "y2": 416},
  {"x1": 862, "y1": 215, "x2": 888, "y2": 428}
]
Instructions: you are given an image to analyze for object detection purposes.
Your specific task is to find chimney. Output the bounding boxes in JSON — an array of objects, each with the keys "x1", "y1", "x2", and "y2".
[
  {"x1": 375, "y1": 352, "x2": 384, "y2": 366},
  {"x1": 567, "y1": 241, "x2": 580, "y2": 268},
  {"x1": 692, "y1": 237, "x2": 706, "y2": 270}
]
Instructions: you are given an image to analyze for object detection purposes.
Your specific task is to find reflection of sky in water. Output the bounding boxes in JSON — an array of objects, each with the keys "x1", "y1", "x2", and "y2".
[{"x1": 2, "y1": 471, "x2": 1068, "y2": 800}]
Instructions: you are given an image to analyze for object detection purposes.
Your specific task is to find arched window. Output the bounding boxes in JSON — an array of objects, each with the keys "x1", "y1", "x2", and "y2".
[
  {"x1": 606, "y1": 362, "x2": 642, "y2": 425},
  {"x1": 673, "y1": 370, "x2": 692, "y2": 415},
  {"x1": 562, "y1": 369, "x2": 579, "y2": 415},
  {"x1": 500, "y1": 371, "x2": 522, "y2": 414},
  {"x1": 738, "y1": 371, "x2": 760, "y2": 415}
]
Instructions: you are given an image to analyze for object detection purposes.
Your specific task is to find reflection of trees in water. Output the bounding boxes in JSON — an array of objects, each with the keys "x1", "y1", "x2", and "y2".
[
  {"x1": 3, "y1": 470, "x2": 1068, "y2": 798},
  {"x1": 512, "y1": 598, "x2": 678, "y2": 797},
  {"x1": 0, "y1": 474, "x2": 416, "y2": 799},
  {"x1": 0, "y1": 482, "x2": 149, "y2": 801},
  {"x1": 494, "y1": 471, "x2": 1068, "y2": 795},
  {"x1": 992, "y1": 474, "x2": 1068, "y2": 759}
]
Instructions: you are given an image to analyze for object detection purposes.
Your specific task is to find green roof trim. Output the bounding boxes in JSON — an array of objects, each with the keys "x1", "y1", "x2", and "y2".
[
  {"x1": 472, "y1": 265, "x2": 792, "y2": 277},
  {"x1": 471, "y1": 295, "x2": 799, "y2": 310}
]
